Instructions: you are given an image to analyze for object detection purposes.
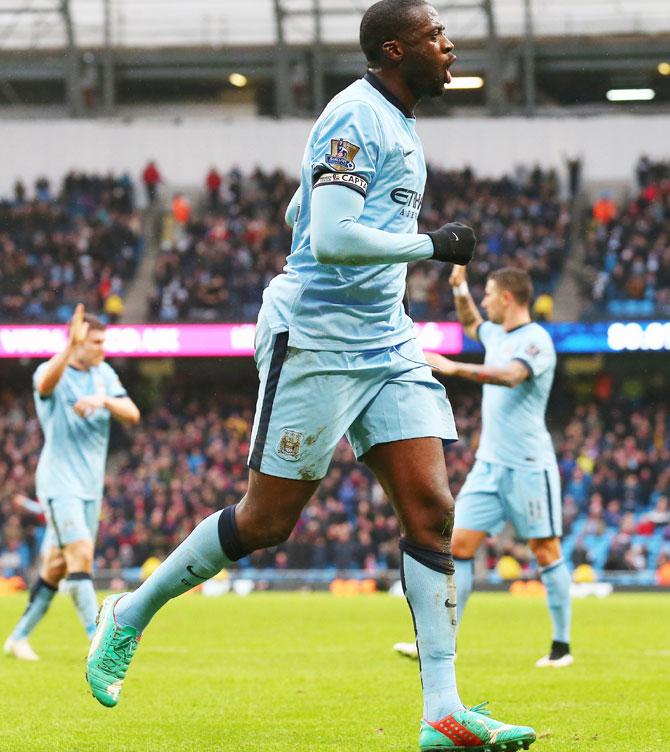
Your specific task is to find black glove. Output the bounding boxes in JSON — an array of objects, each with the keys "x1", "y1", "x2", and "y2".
[{"x1": 426, "y1": 222, "x2": 476, "y2": 265}]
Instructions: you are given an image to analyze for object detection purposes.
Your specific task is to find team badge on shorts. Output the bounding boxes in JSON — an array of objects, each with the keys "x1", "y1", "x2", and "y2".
[
  {"x1": 276, "y1": 429, "x2": 304, "y2": 461},
  {"x1": 326, "y1": 138, "x2": 360, "y2": 171}
]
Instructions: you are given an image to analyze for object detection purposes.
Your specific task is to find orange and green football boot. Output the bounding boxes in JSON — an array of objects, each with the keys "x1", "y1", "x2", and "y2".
[{"x1": 420, "y1": 702, "x2": 536, "y2": 751}]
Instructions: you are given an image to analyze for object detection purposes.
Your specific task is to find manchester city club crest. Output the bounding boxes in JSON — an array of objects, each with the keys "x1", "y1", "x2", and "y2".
[
  {"x1": 325, "y1": 138, "x2": 360, "y2": 172},
  {"x1": 276, "y1": 428, "x2": 304, "y2": 461}
]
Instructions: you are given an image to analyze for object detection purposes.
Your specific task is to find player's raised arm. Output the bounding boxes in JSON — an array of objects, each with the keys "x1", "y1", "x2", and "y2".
[
  {"x1": 449, "y1": 265, "x2": 483, "y2": 341},
  {"x1": 35, "y1": 303, "x2": 88, "y2": 397}
]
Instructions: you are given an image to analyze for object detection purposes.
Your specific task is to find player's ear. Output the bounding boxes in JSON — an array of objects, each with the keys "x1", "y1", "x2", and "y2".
[{"x1": 381, "y1": 39, "x2": 404, "y2": 65}]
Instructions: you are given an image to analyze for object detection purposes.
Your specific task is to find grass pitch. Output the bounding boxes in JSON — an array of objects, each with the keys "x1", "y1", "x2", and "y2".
[{"x1": 1, "y1": 591, "x2": 668, "y2": 752}]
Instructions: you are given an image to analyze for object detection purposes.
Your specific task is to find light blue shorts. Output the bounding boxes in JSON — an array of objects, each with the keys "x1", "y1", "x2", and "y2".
[
  {"x1": 455, "y1": 459, "x2": 562, "y2": 540},
  {"x1": 42, "y1": 496, "x2": 101, "y2": 548},
  {"x1": 248, "y1": 316, "x2": 458, "y2": 481}
]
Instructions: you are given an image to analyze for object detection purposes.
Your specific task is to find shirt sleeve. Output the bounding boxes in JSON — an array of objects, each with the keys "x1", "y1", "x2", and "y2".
[
  {"x1": 477, "y1": 321, "x2": 496, "y2": 348},
  {"x1": 310, "y1": 100, "x2": 383, "y2": 199},
  {"x1": 105, "y1": 366, "x2": 128, "y2": 398},
  {"x1": 32, "y1": 363, "x2": 52, "y2": 399},
  {"x1": 511, "y1": 332, "x2": 555, "y2": 378}
]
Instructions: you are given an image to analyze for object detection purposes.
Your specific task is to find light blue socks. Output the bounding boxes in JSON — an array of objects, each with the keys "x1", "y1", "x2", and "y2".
[
  {"x1": 66, "y1": 572, "x2": 99, "y2": 639},
  {"x1": 453, "y1": 557, "x2": 474, "y2": 625},
  {"x1": 116, "y1": 511, "x2": 233, "y2": 632},
  {"x1": 540, "y1": 558, "x2": 572, "y2": 644},
  {"x1": 400, "y1": 542, "x2": 462, "y2": 721},
  {"x1": 11, "y1": 577, "x2": 57, "y2": 640}
]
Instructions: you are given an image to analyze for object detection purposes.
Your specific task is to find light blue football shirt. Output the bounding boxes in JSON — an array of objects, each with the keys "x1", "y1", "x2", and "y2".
[
  {"x1": 475, "y1": 321, "x2": 557, "y2": 470},
  {"x1": 33, "y1": 361, "x2": 127, "y2": 501},
  {"x1": 262, "y1": 72, "x2": 427, "y2": 351}
]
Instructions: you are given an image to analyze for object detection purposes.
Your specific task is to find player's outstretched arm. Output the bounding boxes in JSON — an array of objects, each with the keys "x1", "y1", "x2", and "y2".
[
  {"x1": 425, "y1": 351, "x2": 530, "y2": 389},
  {"x1": 449, "y1": 265, "x2": 484, "y2": 341},
  {"x1": 311, "y1": 185, "x2": 476, "y2": 266},
  {"x1": 36, "y1": 303, "x2": 88, "y2": 396}
]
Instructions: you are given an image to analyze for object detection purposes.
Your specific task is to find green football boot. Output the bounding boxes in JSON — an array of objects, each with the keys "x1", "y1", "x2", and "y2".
[
  {"x1": 86, "y1": 593, "x2": 140, "y2": 708},
  {"x1": 420, "y1": 702, "x2": 536, "y2": 751}
]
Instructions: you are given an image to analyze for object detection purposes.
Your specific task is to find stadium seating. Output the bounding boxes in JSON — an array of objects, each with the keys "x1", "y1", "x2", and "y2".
[
  {"x1": 149, "y1": 168, "x2": 298, "y2": 322},
  {"x1": 149, "y1": 165, "x2": 570, "y2": 322},
  {"x1": 0, "y1": 173, "x2": 143, "y2": 323},
  {"x1": 414, "y1": 165, "x2": 571, "y2": 320},
  {"x1": 583, "y1": 157, "x2": 670, "y2": 318}
]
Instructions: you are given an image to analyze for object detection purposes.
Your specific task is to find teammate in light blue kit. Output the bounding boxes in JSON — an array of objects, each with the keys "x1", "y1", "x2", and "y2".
[
  {"x1": 4, "y1": 305, "x2": 139, "y2": 661},
  {"x1": 425, "y1": 265, "x2": 572, "y2": 669},
  {"x1": 88, "y1": 4, "x2": 536, "y2": 749}
]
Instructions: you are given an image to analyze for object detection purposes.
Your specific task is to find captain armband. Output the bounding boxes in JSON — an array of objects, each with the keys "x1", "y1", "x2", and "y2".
[{"x1": 312, "y1": 171, "x2": 369, "y2": 198}]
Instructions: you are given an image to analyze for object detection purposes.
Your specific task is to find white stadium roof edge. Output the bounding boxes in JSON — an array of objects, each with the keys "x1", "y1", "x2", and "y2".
[{"x1": 0, "y1": 0, "x2": 668, "y2": 50}]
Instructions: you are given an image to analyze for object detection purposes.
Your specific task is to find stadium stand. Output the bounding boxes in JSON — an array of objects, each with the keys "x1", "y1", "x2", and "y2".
[
  {"x1": 149, "y1": 168, "x2": 298, "y2": 322},
  {"x1": 0, "y1": 173, "x2": 143, "y2": 323},
  {"x1": 414, "y1": 165, "x2": 571, "y2": 320},
  {"x1": 149, "y1": 165, "x2": 570, "y2": 322},
  {"x1": 583, "y1": 158, "x2": 670, "y2": 319}
]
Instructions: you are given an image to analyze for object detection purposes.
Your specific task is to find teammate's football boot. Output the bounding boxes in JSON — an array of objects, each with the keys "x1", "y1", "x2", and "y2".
[
  {"x1": 419, "y1": 702, "x2": 536, "y2": 751},
  {"x1": 535, "y1": 640, "x2": 573, "y2": 668},
  {"x1": 3, "y1": 636, "x2": 39, "y2": 661},
  {"x1": 393, "y1": 641, "x2": 419, "y2": 659},
  {"x1": 86, "y1": 593, "x2": 140, "y2": 707}
]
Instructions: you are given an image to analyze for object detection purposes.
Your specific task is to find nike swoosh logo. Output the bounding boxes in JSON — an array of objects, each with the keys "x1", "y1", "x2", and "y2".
[
  {"x1": 451, "y1": 232, "x2": 459, "y2": 241},
  {"x1": 444, "y1": 598, "x2": 457, "y2": 608},
  {"x1": 403, "y1": 149, "x2": 415, "y2": 158},
  {"x1": 186, "y1": 565, "x2": 208, "y2": 580}
]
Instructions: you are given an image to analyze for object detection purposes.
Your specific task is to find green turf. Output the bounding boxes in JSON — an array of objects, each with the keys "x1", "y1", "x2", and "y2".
[{"x1": 1, "y1": 591, "x2": 668, "y2": 751}]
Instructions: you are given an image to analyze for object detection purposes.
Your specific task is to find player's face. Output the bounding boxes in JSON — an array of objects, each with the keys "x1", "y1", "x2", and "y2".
[
  {"x1": 78, "y1": 329, "x2": 106, "y2": 367},
  {"x1": 401, "y1": 5, "x2": 456, "y2": 99},
  {"x1": 482, "y1": 279, "x2": 506, "y2": 323}
]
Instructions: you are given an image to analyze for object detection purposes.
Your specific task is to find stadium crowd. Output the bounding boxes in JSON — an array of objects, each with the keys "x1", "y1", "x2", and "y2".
[
  {"x1": 411, "y1": 165, "x2": 570, "y2": 320},
  {"x1": 584, "y1": 157, "x2": 670, "y2": 318},
  {"x1": 0, "y1": 173, "x2": 143, "y2": 323},
  {"x1": 149, "y1": 168, "x2": 298, "y2": 322},
  {"x1": 1, "y1": 380, "x2": 668, "y2": 583},
  {"x1": 149, "y1": 165, "x2": 570, "y2": 322}
]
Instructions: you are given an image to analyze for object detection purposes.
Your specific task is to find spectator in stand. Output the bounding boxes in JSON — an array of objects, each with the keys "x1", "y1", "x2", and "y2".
[
  {"x1": 592, "y1": 193, "x2": 617, "y2": 225},
  {"x1": 13, "y1": 180, "x2": 26, "y2": 206},
  {"x1": 171, "y1": 193, "x2": 192, "y2": 226},
  {"x1": 142, "y1": 161, "x2": 161, "y2": 204},
  {"x1": 205, "y1": 168, "x2": 222, "y2": 210}
]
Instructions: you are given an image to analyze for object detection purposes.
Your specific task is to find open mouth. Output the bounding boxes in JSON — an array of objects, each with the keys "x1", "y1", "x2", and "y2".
[{"x1": 444, "y1": 53, "x2": 457, "y2": 84}]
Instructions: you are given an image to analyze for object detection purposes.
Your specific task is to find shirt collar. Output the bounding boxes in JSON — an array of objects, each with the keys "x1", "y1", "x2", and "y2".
[
  {"x1": 506, "y1": 322, "x2": 533, "y2": 334},
  {"x1": 363, "y1": 72, "x2": 415, "y2": 119}
]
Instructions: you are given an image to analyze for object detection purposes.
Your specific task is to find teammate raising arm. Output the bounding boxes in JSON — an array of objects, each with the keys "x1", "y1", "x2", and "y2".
[
  {"x1": 4, "y1": 305, "x2": 139, "y2": 661},
  {"x1": 425, "y1": 266, "x2": 573, "y2": 668}
]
